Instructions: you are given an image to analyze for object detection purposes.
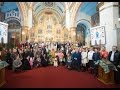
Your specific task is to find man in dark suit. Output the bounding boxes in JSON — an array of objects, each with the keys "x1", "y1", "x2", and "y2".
[
  {"x1": 21, "y1": 56, "x2": 31, "y2": 70},
  {"x1": 108, "y1": 46, "x2": 120, "y2": 84},
  {"x1": 57, "y1": 42, "x2": 61, "y2": 51},
  {"x1": 92, "y1": 48, "x2": 101, "y2": 77},
  {"x1": 71, "y1": 48, "x2": 81, "y2": 71},
  {"x1": 108, "y1": 46, "x2": 120, "y2": 67}
]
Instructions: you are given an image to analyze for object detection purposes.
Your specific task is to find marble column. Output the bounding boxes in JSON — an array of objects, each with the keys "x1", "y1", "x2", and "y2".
[
  {"x1": 65, "y1": 3, "x2": 70, "y2": 30},
  {"x1": 21, "y1": 26, "x2": 28, "y2": 43},
  {"x1": 98, "y1": 2, "x2": 119, "y2": 51},
  {"x1": 27, "y1": 5, "x2": 33, "y2": 43},
  {"x1": 70, "y1": 27, "x2": 76, "y2": 43},
  {"x1": 27, "y1": 7, "x2": 33, "y2": 30}
]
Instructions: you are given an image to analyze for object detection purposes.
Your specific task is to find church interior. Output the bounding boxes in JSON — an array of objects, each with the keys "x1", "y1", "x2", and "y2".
[
  {"x1": 0, "y1": 2, "x2": 120, "y2": 88},
  {"x1": 0, "y1": 2, "x2": 99, "y2": 47},
  {"x1": 0, "y1": 2, "x2": 119, "y2": 51}
]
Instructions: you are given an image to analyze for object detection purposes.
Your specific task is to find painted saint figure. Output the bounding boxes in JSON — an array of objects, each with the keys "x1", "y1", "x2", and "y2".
[
  {"x1": 96, "y1": 31, "x2": 99, "y2": 39},
  {"x1": 95, "y1": 31, "x2": 100, "y2": 45}
]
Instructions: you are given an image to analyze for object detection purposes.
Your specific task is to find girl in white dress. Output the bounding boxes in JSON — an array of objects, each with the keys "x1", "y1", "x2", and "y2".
[
  {"x1": 29, "y1": 57, "x2": 34, "y2": 69},
  {"x1": 81, "y1": 48, "x2": 88, "y2": 71},
  {"x1": 53, "y1": 56, "x2": 58, "y2": 67}
]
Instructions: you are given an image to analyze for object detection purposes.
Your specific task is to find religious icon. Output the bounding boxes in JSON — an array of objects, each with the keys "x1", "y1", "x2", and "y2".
[
  {"x1": 96, "y1": 31, "x2": 99, "y2": 39},
  {"x1": 91, "y1": 26, "x2": 106, "y2": 45}
]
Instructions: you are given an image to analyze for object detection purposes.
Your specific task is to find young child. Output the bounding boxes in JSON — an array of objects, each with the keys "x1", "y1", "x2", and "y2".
[
  {"x1": 59, "y1": 50, "x2": 64, "y2": 65},
  {"x1": 29, "y1": 57, "x2": 34, "y2": 69},
  {"x1": 66, "y1": 53, "x2": 72, "y2": 69},
  {"x1": 53, "y1": 56, "x2": 58, "y2": 67},
  {"x1": 33, "y1": 55, "x2": 41, "y2": 68}
]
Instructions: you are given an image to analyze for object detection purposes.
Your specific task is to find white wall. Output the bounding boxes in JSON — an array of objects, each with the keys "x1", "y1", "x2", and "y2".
[{"x1": 99, "y1": 2, "x2": 119, "y2": 51}]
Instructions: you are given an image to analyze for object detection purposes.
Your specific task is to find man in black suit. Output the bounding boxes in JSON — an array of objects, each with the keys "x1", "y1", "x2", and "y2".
[
  {"x1": 108, "y1": 46, "x2": 120, "y2": 67},
  {"x1": 108, "y1": 46, "x2": 120, "y2": 84},
  {"x1": 57, "y1": 42, "x2": 61, "y2": 51}
]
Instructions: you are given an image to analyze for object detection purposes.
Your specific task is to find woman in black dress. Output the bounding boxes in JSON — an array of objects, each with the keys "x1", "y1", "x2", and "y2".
[
  {"x1": 40, "y1": 53, "x2": 48, "y2": 67},
  {"x1": 21, "y1": 56, "x2": 31, "y2": 70}
]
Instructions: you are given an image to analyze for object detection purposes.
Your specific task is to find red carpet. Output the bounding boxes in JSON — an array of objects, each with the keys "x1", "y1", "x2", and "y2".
[{"x1": 2, "y1": 66, "x2": 120, "y2": 88}]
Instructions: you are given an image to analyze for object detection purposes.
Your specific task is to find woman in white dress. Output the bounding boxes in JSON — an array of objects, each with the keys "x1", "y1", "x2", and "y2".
[{"x1": 81, "y1": 48, "x2": 88, "y2": 71}]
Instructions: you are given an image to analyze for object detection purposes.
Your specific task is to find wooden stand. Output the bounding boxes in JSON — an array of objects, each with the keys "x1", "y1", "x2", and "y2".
[
  {"x1": 98, "y1": 65, "x2": 114, "y2": 84},
  {"x1": 0, "y1": 68, "x2": 5, "y2": 87}
]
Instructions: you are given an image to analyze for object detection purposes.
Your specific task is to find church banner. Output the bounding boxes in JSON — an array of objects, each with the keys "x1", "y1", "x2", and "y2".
[
  {"x1": 0, "y1": 21, "x2": 8, "y2": 43},
  {"x1": 90, "y1": 26, "x2": 106, "y2": 45}
]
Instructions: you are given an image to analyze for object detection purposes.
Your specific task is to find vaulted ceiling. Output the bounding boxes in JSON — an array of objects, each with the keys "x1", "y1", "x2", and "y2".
[
  {"x1": 0, "y1": 2, "x2": 98, "y2": 16},
  {"x1": 1, "y1": 2, "x2": 18, "y2": 12},
  {"x1": 33, "y1": 2, "x2": 66, "y2": 25},
  {"x1": 33, "y1": 2, "x2": 65, "y2": 19},
  {"x1": 0, "y1": 2, "x2": 98, "y2": 27},
  {"x1": 33, "y1": 2, "x2": 65, "y2": 14},
  {"x1": 79, "y1": 2, "x2": 98, "y2": 16}
]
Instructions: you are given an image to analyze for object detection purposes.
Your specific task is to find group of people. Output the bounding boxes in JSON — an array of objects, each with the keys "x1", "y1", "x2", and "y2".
[{"x1": 0, "y1": 42, "x2": 120, "y2": 84}]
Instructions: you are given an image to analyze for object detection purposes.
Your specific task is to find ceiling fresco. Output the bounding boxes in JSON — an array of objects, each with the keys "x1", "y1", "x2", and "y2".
[
  {"x1": 1, "y1": 2, "x2": 18, "y2": 12},
  {"x1": 79, "y1": 2, "x2": 98, "y2": 16}
]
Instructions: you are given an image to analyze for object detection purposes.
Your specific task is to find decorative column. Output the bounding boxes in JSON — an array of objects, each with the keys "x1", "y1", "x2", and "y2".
[
  {"x1": 65, "y1": 3, "x2": 70, "y2": 30},
  {"x1": 98, "y1": 2, "x2": 119, "y2": 51},
  {"x1": 27, "y1": 4, "x2": 33, "y2": 43},
  {"x1": 63, "y1": 27, "x2": 66, "y2": 42},
  {"x1": 27, "y1": 6, "x2": 33, "y2": 30},
  {"x1": 21, "y1": 26, "x2": 28, "y2": 43},
  {"x1": 70, "y1": 27, "x2": 76, "y2": 43}
]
